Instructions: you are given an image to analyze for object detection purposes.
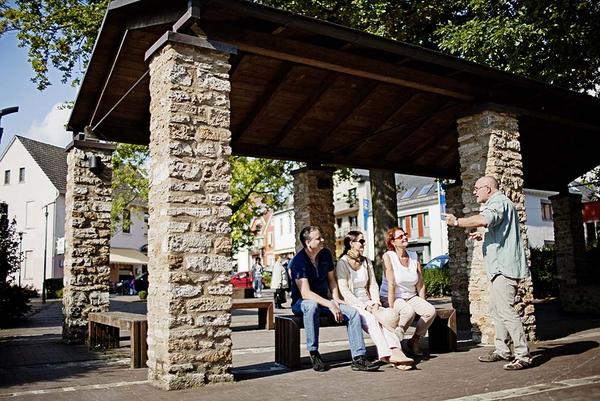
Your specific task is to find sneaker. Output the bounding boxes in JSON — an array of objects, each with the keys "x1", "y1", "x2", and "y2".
[
  {"x1": 351, "y1": 355, "x2": 380, "y2": 371},
  {"x1": 478, "y1": 351, "x2": 510, "y2": 363},
  {"x1": 503, "y1": 359, "x2": 531, "y2": 370},
  {"x1": 310, "y1": 351, "x2": 328, "y2": 372}
]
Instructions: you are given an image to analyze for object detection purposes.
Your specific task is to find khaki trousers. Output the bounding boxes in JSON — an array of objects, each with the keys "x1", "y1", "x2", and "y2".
[{"x1": 490, "y1": 274, "x2": 530, "y2": 362}]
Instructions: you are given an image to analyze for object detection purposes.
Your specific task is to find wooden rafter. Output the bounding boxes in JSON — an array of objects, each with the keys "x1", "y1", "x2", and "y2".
[
  {"x1": 269, "y1": 71, "x2": 337, "y2": 147},
  {"x1": 206, "y1": 29, "x2": 481, "y2": 100},
  {"x1": 317, "y1": 80, "x2": 380, "y2": 152},
  {"x1": 382, "y1": 100, "x2": 455, "y2": 160},
  {"x1": 232, "y1": 61, "x2": 294, "y2": 142}
]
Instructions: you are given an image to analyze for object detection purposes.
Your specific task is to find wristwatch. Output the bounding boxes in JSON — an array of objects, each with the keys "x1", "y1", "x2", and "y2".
[{"x1": 454, "y1": 218, "x2": 459, "y2": 227}]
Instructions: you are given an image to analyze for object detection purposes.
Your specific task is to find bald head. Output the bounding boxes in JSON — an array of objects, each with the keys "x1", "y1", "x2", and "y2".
[{"x1": 479, "y1": 176, "x2": 498, "y2": 190}]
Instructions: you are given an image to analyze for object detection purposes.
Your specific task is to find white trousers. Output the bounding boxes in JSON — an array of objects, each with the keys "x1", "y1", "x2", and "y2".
[{"x1": 354, "y1": 306, "x2": 401, "y2": 359}]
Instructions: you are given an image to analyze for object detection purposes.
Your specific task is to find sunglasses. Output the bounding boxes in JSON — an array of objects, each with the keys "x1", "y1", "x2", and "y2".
[
  {"x1": 352, "y1": 239, "x2": 366, "y2": 245},
  {"x1": 394, "y1": 233, "x2": 407, "y2": 240}
]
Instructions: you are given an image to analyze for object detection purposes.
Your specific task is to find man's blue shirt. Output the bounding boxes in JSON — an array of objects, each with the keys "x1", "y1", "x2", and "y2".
[{"x1": 289, "y1": 248, "x2": 334, "y2": 305}]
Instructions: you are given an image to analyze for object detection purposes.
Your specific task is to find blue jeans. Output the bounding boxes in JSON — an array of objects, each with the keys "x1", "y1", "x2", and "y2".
[{"x1": 292, "y1": 299, "x2": 366, "y2": 359}]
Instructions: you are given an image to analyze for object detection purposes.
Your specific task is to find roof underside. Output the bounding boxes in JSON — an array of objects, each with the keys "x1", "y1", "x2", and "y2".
[{"x1": 68, "y1": 0, "x2": 600, "y2": 191}]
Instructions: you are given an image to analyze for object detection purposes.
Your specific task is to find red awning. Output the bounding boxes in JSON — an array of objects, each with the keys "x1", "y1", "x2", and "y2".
[{"x1": 582, "y1": 201, "x2": 600, "y2": 222}]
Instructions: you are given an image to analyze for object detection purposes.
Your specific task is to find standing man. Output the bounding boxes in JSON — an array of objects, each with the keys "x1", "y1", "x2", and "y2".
[
  {"x1": 289, "y1": 225, "x2": 379, "y2": 372},
  {"x1": 271, "y1": 255, "x2": 289, "y2": 309},
  {"x1": 444, "y1": 176, "x2": 532, "y2": 370},
  {"x1": 251, "y1": 257, "x2": 264, "y2": 298}
]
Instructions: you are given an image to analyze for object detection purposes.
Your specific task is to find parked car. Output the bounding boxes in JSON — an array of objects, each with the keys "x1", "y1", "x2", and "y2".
[
  {"x1": 424, "y1": 254, "x2": 450, "y2": 269},
  {"x1": 231, "y1": 271, "x2": 267, "y2": 289}
]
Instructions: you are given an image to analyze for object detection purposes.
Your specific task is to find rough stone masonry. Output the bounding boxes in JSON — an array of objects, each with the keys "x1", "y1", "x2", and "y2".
[{"x1": 146, "y1": 39, "x2": 234, "y2": 390}]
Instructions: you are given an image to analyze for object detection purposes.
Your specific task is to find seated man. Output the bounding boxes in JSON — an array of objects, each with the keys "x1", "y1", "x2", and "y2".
[{"x1": 289, "y1": 225, "x2": 379, "y2": 372}]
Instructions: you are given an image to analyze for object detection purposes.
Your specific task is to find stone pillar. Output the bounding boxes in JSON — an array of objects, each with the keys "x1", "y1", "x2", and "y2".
[
  {"x1": 370, "y1": 168, "x2": 398, "y2": 281},
  {"x1": 62, "y1": 141, "x2": 115, "y2": 344},
  {"x1": 146, "y1": 37, "x2": 234, "y2": 389},
  {"x1": 455, "y1": 110, "x2": 535, "y2": 343},
  {"x1": 446, "y1": 183, "x2": 470, "y2": 325},
  {"x1": 292, "y1": 167, "x2": 335, "y2": 251},
  {"x1": 549, "y1": 192, "x2": 589, "y2": 311}
]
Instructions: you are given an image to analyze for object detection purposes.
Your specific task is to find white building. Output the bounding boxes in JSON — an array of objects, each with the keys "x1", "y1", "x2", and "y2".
[
  {"x1": 0, "y1": 136, "x2": 67, "y2": 290},
  {"x1": 524, "y1": 189, "x2": 558, "y2": 248},
  {"x1": 0, "y1": 136, "x2": 148, "y2": 290}
]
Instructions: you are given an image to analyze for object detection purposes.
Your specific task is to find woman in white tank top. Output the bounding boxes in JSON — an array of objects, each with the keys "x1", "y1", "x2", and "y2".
[
  {"x1": 380, "y1": 227, "x2": 436, "y2": 357},
  {"x1": 336, "y1": 231, "x2": 413, "y2": 369}
]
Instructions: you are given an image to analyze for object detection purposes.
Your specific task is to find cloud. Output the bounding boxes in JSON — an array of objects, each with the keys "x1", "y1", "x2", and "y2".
[{"x1": 24, "y1": 103, "x2": 71, "y2": 147}]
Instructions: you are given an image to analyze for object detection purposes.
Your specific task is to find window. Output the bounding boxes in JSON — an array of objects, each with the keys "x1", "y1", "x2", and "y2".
[
  {"x1": 19, "y1": 167, "x2": 25, "y2": 183},
  {"x1": 401, "y1": 187, "x2": 417, "y2": 199},
  {"x1": 25, "y1": 201, "x2": 35, "y2": 229},
  {"x1": 288, "y1": 213, "x2": 293, "y2": 234},
  {"x1": 24, "y1": 250, "x2": 34, "y2": 280},
  {"x1": 349, "y1": 215, "x2": 358, "y2": 228},
  {"x1": 267, "y1": 232, "x2": 273, "y2": 247},
  {"x1": 418, "y1": 184, "x2": 434, "y2": 196},
  {"x1": 423, "y1": 212, "x2": 429, "y2": 227},
  {"x1": 347, "y1": 188, "x2": 357, "y2": 207},
  {"x1": 336, "y1": 218, "x2": 342, "y2": 228},
  {"x1": 143, "y1": 213, "x2": 149, "y2": 236},
  {"x1": 122, "y1": 209, "x2": 131, "y2": 233},
  {"x1": 541, "y1": 200, "x2": 553, "y2": 221},
  {"x1": 4, "y1": 170, "x2": 9, "y2": 185}
]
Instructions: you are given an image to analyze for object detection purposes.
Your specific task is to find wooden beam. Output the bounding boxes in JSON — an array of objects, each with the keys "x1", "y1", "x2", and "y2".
[
  {"x1": 326, "y1": 92, "x2": 428, "y2": 155},
  {"x1": 89, "y1": 29, "x2": 130, "y2": 127},
  {"x1": 232, "y1": 61, "x2": 294, "y2": 141},
  {"x1": 270, "y1": 71, "x2": 337, "y2": 147},
  {"x1": 206, "y1": 29, "x2": 481, "y2": 100},
  {"x1": 316, "y1": 80, "x2": 380, "y2": 152},
  {"x1": 383, "y1": 100, "x2": 456, "y2": 160}
]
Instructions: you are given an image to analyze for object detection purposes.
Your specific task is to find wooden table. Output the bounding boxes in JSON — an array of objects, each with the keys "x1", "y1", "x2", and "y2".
[
  {"x1": 88, "y1": 311, "x2": 148, "y2": 368},
  {"x1": 231, "y1": 298, "x2": 274, "y2": 330}
]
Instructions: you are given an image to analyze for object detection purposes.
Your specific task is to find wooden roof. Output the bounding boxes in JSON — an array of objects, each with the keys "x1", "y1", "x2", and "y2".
[{"x1": 68, "y1": 0, "x2": 600, "y2": 191}]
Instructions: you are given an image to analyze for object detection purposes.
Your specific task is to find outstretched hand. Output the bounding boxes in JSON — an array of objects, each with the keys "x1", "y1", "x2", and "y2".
[{"x1": 468, "y1": 231, "x2": 483, "y2": 241}]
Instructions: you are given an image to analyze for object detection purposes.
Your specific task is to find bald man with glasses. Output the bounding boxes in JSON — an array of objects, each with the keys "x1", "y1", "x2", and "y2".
[{"x1": 443, "y1": 176, "x2": 532, "y2": 370}]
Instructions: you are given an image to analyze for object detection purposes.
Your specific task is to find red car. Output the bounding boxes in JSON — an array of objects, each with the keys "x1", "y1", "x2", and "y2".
[{"x1": 231, "y1": 271, "x2": 267, "y2": 288}]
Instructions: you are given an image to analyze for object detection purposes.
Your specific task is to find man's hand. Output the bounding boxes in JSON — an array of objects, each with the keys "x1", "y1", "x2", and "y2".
[
  {"x1": 329, "y1": 300, "x2": 343, "y2": 323},
  {"x1": 442, "y1": 213, "x2": 457, "y2": 226},
  {"x1": 468, "y1": 231, "x2": 483, "y2": 241}
]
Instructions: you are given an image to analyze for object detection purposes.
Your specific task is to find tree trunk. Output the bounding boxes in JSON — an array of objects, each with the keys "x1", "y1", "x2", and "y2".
[{"x1": 369, "y1": 169, "x2": 398, "y2": 283}]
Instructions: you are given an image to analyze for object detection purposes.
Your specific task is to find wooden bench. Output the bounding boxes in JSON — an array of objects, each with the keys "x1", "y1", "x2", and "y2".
[
  {"x1": 231, "y1": 298, "x2": 274, "y2": 330},
  {"x1": 274, "y1": 306, "x2": 456, "y2": 369},
  {"x1": 88, "y1": 312, "x2": 148, "y2": 369}
]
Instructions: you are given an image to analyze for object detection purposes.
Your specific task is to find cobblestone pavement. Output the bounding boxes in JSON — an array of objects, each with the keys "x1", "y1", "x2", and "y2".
[{"x1": 1, "y1": 295, "x2": 599, "y2": 400}]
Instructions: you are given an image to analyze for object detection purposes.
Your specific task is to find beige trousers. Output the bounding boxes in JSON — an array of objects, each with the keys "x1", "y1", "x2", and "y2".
[
  {"x1": 381, "y1": 296, "x2": 436, "y2": 338},
  {"x1": 490, "y1": 274, "x2": 531, "y2": 362}
]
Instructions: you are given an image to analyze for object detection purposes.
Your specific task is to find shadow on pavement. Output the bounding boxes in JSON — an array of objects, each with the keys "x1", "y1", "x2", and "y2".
[
  {"x1": 532, "y1": 340, "x2": 599, "y2": 368},
  {"x1": 534, "y1": 299, "x2": 600, "y2": 340}
]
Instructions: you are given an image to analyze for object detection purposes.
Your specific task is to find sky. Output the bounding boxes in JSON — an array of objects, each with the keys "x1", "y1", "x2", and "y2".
[{"x1": 0, "y1": 31, "x2": 78, "y2": 154}]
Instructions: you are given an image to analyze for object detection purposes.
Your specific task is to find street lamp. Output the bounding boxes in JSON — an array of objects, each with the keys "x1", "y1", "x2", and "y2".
[
  {"x1": 0, "y1": 106, "x2": 19, "y2": 143},
  {"x1": 18, "y1": 232, "x2": 24, "y2": 287}
]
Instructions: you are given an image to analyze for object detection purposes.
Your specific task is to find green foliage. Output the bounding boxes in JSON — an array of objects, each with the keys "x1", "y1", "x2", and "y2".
[
  {"x1": 111, "y1": 144, "x2": 149, "y2": 234},
  {"x1": 138, "y1": 290, "x2": 147, "y2": 300},
  {"x1": 230, "y1": 156, "x2": 293, "y2": 252},
  {"x1": 435, "y1": 0, "x2": 600, "y2": 93},
  {"x1": 44, "y1": 278, "x2": 64, "y2": 299},
  {"x1": 0, "y1": 283, "x2": 32, "y2": 327},
  {"x1": 529, "y1": 246, "x2": 558, "y2": 299},
  {"x1": 423, "y1": 268, "x2": 451, "y2": 298},
  {"x1": 0, "y1": 0, "x2": 109, "y2": 90},
  {"x1": 0, "y1": 218, "x2": 20, "y2": 285}
]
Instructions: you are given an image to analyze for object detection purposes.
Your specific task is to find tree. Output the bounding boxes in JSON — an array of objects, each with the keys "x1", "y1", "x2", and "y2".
[
  {"x1": 111, "y1": 143, "x2": 149, "y2": 233},
  {"x1": 0, "y1": 217, "x2": 20, "y2": 285}
]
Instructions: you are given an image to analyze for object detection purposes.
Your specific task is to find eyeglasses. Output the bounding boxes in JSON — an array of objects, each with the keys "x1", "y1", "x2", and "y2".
[
  {"x1": 352, "y1": 239, "x2": 366, "y2": 245},
  {"x1": 394, "y1": 233, "x2": 407, "y2": 240},
  {"x1": 473, "y1": 185, "x2": 490, "y2": 192}
]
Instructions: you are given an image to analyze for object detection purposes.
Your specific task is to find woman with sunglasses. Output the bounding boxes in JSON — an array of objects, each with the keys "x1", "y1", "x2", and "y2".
[
  {"x1": 380, "y1": 227, "x2": 436, "y2": 357},
  {"x1": 336, "y1": 231, "x2": 414, "y2": 369}
]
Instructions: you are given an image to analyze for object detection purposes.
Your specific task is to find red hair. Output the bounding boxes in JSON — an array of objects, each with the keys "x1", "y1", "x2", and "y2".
[{"x1": 385, "y1": 227, "x2": 404, "y2": 251}]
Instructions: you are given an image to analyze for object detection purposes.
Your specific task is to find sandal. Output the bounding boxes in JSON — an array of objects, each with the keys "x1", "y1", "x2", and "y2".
[
  {"x1": 503, "y1": 359, "x2": 531, "y2": 370},
  {"x1": 394, "y1": 362, "x2": 414, "y2": 371}
]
